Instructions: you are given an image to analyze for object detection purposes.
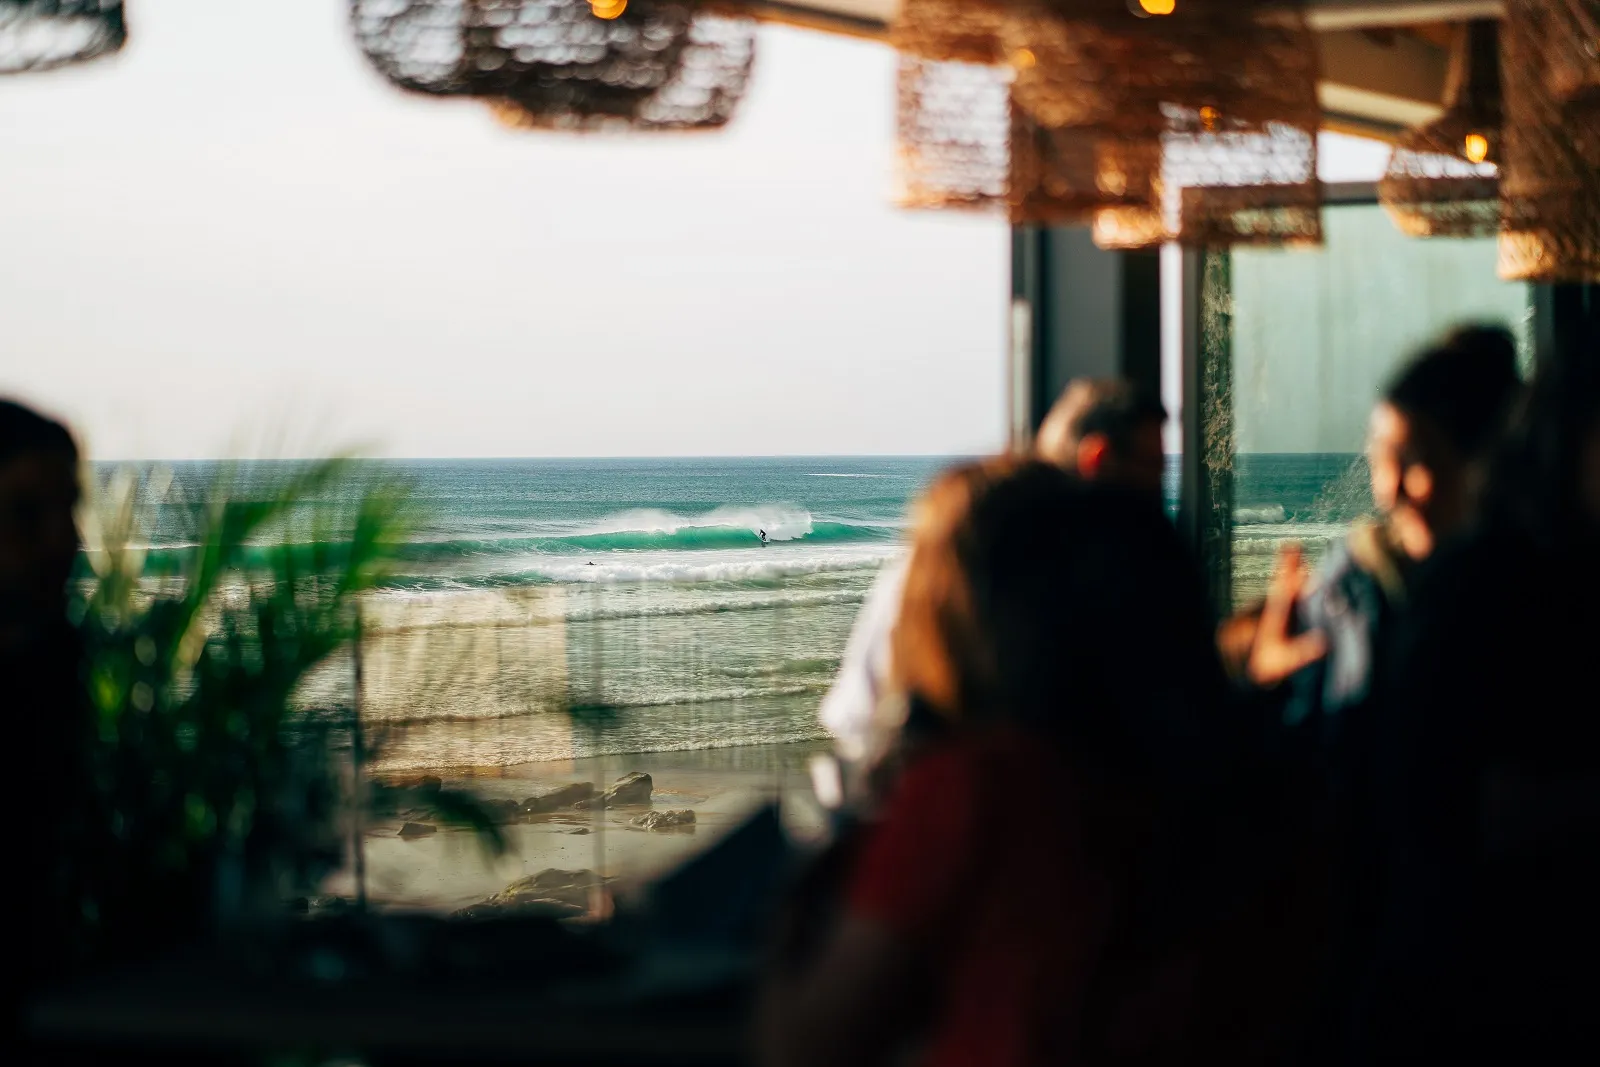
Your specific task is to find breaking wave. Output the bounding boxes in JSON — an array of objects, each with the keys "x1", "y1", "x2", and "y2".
[
  {"x1": 1235, "y1": 505, "x2": 1289, "y2": 525},
  {"x1": 396, "y1": 506, "x2": 893, "y2": 559}
]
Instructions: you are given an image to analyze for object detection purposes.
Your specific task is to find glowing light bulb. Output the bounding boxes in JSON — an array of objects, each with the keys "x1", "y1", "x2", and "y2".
[
  {"x1": 1012, "y1": 48, "x2": 1036, "y2": 71},
  {"x1": 1463, "y1": 132, "x2": 1490, "y2": 164},
  {"x1": 1138, "y1": 0, "x2": 1177, "y2": 14},
  {"x1": 1199, "y1": 105, "x2": 1220, "y2": 131},
  {"x1": 590, "y1": 0, "x2": 626, "y2": 19}
]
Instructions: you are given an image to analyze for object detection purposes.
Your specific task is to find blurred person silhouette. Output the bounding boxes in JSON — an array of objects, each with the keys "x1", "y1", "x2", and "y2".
[
  {"x1": 1224, "y1": 327, "x2": 1522, "y2": 686},
  {"x1": 1253, "y1": 328, "x2": 1523, "y2": 1064},
  {"x1": 817, "y1": 380, "x2": 1166, "y2": 785},
  {"x1": 1359, "y1": 343, "x2": 1600, "y2": 1064},
  {"x1": 0, "y1": 400, "x2": 86, "y2": 1051},
  {"x1": 1281, "y1": 327, "x2": 1522, "y2": 775},
  {"x1": 0, "y1": 400, "x2": 80, "y2": 650},
  {"x1": 760, "y1": 460, "x2": 1323, "y2": 1067},
  {"x1": 1248, "y1": 327, "x2": 1523, "y2": 719}
]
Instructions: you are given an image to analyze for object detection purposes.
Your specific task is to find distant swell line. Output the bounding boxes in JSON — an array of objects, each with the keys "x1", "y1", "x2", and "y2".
[
  {"x1": 394, "y1": 522, "x2": 890, "y2": 560},
  {"x1": 361, "y1": 589, "x2": 869, "y2": 634},
  {"x1": 101, "y1": 509, "x2": 896, "y2": 569}
]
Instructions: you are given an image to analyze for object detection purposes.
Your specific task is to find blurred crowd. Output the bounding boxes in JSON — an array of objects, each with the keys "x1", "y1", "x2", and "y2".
[
  {"x1": 765, "y1": 327, "x2": 1600, "y2": 1067},
  {"x1": 4, "y1": 322, "x2": 1599, "y2": 1065}
]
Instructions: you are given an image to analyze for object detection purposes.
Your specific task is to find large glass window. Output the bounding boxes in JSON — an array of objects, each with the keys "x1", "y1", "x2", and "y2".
[
  {"x1": 1209, "y1": 200, "x2": 1531, "y2": 606},
  {"x1": 5, "y1": 10, "x2": 1006, "y2": 927}
]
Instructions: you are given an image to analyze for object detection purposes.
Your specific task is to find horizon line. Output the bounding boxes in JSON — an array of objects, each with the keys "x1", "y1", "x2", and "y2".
[
  {"x1": 87, "y1": 449, "x2": 1362, "y2": 463},
  {"x1": 88, "y1": 452, "x2": 981, "y2": 464}
]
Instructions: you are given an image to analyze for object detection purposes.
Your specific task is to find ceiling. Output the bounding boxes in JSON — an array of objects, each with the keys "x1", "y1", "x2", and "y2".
[{"x1": 739, "y1": 0, "x2": 1510, "y2": 139}]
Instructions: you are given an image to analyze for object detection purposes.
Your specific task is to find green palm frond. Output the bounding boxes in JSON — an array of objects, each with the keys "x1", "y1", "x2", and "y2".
[{"x1": 66, "y1": 458, "x2": 502, "y2": 953}]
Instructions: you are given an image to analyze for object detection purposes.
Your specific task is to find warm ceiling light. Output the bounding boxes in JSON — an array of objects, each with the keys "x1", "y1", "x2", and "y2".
[
  {"x1": 1464, "y1": 132, "x2": 1491, "y2": 164},
  {"x1": 1138, "y1": 0, "x2": 1178, "y2": 14},
  {"x1": 1012, "y1": 48, "x2": 1036, "y2": 71},
  {"x1": 590, "y1": 0, "x2": 627, "y2": 19}
]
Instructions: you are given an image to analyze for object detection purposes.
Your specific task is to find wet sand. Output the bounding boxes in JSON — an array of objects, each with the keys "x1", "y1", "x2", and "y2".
[{"x1": 329, "y1": 740, "x2": 833, "y2": 912}]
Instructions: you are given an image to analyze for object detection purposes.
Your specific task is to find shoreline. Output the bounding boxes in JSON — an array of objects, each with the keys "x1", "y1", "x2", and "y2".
[
  {"x1": 371, "y1": 729, "x2": 835, "y2": 783},
  {"x1": 340, "y1": 738, "x2": 834, "y2": 913}
]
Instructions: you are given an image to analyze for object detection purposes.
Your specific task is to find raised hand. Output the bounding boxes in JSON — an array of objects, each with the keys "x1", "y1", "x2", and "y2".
[{"x1": 1247, "y1": 542, "x2": 1327, "y2": 688}]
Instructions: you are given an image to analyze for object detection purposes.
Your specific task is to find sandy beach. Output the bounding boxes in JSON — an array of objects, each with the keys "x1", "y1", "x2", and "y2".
[{"x1": 331, "y1": 740, "x2": 835, "y2": 913}]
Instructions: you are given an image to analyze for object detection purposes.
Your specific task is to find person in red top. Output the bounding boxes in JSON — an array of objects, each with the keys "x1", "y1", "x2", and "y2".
[{"x1": 759, "y1": 459, "x2": 1322, "y2": 1067}]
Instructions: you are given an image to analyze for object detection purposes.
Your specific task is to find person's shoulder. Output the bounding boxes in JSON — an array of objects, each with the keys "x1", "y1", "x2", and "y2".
[
  {"x1": 885, "y1": 729, "x2": 1027, "y2": 801},
  {"x1": 1296, "y1": 535, "x2": 1358, "y2": 626},
  {"x1": 872, "y1": 555, "x2": 910, "y2": 593},
  {"x1": 1409, "y1": 523, "x2": 1532, "y2": 615},
  {"x1": 900, "y1": 726, "x2": 1074, "y2": 798},
  {"x1": 893, "y1": 733, "x2": 982, "y2": 790},
  {"x1": 1309, "y1": 528, "x2": 1360, "y2": 584},
  {"x1": 1307, "y1": 521, "x2": 1403, "y2": 615}
]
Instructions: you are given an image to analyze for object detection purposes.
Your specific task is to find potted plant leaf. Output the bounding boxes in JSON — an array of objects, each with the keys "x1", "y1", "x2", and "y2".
[{"x1": 65, "y1": 458, "x2": 499, "y2": 964}]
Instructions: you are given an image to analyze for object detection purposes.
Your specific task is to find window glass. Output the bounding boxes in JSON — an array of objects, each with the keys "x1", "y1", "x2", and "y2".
[
  {"x1": 1224, "y1": 203, "x2": 1531, "y2": 604},
  {"x1": 7, "y1": 11, "x2": 1004, "y2": 929}
]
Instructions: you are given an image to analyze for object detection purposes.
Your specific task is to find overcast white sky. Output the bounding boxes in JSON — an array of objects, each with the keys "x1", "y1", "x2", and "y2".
[
  {"x1": 1, "y1": 1, "x2": 1017, "y2": 459},
  {"x1": 1, "y1": 1, "x2": 1391, "y2": 461}
]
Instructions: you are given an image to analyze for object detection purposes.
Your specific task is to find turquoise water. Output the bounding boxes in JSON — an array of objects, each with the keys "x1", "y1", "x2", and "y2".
[
  {"x1": 97, "y1": 457, "x2": 949, "y2": 771},
  {"x1": 92, "y1": 454, "x2": 1367, "y2": 770},
  {"x1": 377, "y1": 456, "x2": 937, "y2": 587}
]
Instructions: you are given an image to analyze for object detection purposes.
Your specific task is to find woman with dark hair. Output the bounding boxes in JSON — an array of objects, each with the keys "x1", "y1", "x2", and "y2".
[
  {"x1": 1360, "y1": 351, "x2": 1600, "y2": 1064},
  {"x1": 759, "y1": 459, "x2": 1320, "y2": 1067}
]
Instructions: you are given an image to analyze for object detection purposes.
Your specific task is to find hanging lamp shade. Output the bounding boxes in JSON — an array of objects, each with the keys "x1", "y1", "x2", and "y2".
[
  {"x1": 894, "y1": 51, "x2": 1012, "y2": 212},
  {"x1": 893, "y1": 0, "x2": 1072, "y2": 219},
  {"x1": 0, "y1": 0, "x2": 125, "y2": 75},
  {"x1": 1015, "y1": 2, "x2": 1322, "y2": 249},
  {"x1": 488, "y1": 11, "x2": 754, "y2": 131},
  {"x1": 1532, "y1": 0, "x2": 1600, "y2": 106},
  {"x1": 1499, "y1": 0, "x2": 1600, "y2": 282},
  {"x1": 891, "y1": 0, "x2": 1321, "y2": 245},
  {"x1": 893, "y1": 0, "x2": 1163, "y2": 223},
  {"x1": 895, "y1": 0, "x2": 1212, "y2": 225},
  {"x1": 350, "y1": 0, "x2": 756, "y2": 132},
  {"x1": 1378, "y1": 20, "x2": 1503, "y2": 239},
  {"x1": 891, "y1": 0, "x2": 1010, "y2": 211}
]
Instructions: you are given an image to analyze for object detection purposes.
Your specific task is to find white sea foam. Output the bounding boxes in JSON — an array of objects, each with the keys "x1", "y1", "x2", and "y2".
[
  {"x1": 528, "y1": 548, "x2": 901, "y2": 584},
  {"x1": 564, "y1": 590, "x2": 868, "y2": 621},
  {"x1": 362, "y1": 587, "x2": 871, "y2": 633},
  {"x1": 1235, "y1": 505, "x2": 1289, "y2": 525},
  {"x1": 1231, "y1": 522, "x2": 1347, "y2": 556},
  {"x1": 569, "y1": 505, "x2": 816, "y2": 542}
]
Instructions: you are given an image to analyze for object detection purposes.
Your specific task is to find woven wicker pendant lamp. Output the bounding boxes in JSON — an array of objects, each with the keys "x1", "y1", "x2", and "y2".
[
  {"x1": 1378, "y1": 20, "x2": 1503, "y2": 239},
  {"x1": 489, "y1": 10, "x2": 755, "y2": 131},
  {"x1": 350, "y1": 0, "x2": 756, "y2": 132},
  {"x1": 0, "y1": 0, "x2": 126, "y2": 75},
  {"x1": 894, "y1": 50, "x2": 1013, "y2": 212},
  {"x1": 891, "y1": 0, "x2": 1322, "y2": 246},
  {"x1": 894, "y1": 0, "x2": 1033, "y2": 217},
  {"x1": 1040, "y1": 1, "x2": 1322, "y2": 249},
  {"x1": 1499, "y1": 0, "x2": 1600, "y2": 282},
  {"x1": 1535, "y1": 0, "x2": 1600, "y2": 106}
]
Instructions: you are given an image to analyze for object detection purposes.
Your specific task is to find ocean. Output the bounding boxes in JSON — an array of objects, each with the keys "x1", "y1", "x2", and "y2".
[
  {"x1": 1231, "y1": 452, "x2": 1375, "y2": 603},
  {"x1": 96, "y1": 453, "x2": 1372, "y2": 775}
]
